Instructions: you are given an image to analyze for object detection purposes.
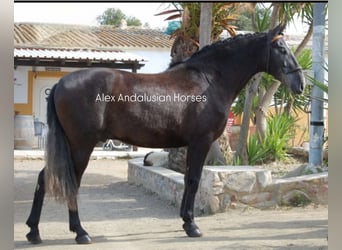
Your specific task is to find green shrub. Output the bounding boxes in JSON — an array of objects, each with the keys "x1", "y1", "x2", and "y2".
[
  {"x1": 264, "y1": 113, "x2": 297, "y2": 161},
  {"x1": 247, "y1": 134, "x2": 269, "y2": 165},
  {"x1": 247, "y1": 113, "x2": 297, "y2": 164}
]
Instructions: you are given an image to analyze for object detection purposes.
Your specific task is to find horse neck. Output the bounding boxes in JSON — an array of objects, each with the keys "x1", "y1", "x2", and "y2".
[{"x1": 207, "y1": 35, "x2": 268, "y2": 101}]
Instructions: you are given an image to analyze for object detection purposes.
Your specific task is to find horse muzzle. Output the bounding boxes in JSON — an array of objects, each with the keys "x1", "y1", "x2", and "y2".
[{"x1": 285, "y1": 67, "x2": 305, "y2": 94}]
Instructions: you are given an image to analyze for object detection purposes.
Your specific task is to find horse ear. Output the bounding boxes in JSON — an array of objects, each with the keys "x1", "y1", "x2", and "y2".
[{"x1": 269, "y1": 23, "x2": 286, "y2": 37}]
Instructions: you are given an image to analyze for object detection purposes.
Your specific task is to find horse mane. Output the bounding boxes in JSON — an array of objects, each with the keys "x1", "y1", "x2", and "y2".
[{"x1": 168, "y1": 31, "x2": 267, "y2": 69}]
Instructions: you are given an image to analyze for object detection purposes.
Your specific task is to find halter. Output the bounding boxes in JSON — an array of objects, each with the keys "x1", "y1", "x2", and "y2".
[
  {"x1": 265, "y1": 32, "x2": 278, "y2": 73},
  {"x1": 266, "y1": 33, "x2": 302, "y2": 75},
  {"x1": 271, "y1": 34, "x2": 284, "y2": 43},
  {"x1": 283, "y1": 66, "x2": 302, "y2": 74}
]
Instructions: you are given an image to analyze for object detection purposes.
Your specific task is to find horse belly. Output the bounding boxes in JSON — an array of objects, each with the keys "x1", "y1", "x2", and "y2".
[
  {"x1": 123, "y1": 132, "x2": 186, "y2": 148},
  {"x1": 105, "y1": 102, "x2": 188, "y2": 148}
]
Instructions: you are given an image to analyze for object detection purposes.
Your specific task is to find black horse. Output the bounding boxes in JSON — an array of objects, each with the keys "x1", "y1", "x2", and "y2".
[{"x1": 25, "y1": 24, "x2": 305, "y2": 244}]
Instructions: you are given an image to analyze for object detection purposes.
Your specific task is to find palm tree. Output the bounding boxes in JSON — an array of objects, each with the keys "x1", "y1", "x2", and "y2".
[
  {"x1": 234, "y1": 2, "x2": 315, "y2": 164},
  {"x1": 156, "y1": 3, "x2": 239, "y2": 65},
  {"x1": 255, "y1": 3, "x2": 314, "y2": 137}
]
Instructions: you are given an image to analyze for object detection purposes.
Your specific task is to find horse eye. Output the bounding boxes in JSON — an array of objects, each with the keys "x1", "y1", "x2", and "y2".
[{"x1": 279, "y1": 46, "x2": 287, "y2": 54}]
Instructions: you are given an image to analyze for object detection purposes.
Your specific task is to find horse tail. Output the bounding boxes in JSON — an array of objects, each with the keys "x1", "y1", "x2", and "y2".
[{"x1": 44, "y1": 83, "x2": 78, "y2": 210}]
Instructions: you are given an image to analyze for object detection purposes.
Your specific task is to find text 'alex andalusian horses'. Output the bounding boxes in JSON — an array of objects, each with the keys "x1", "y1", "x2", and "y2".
[{"x1": 26, "y1": 24, "x2": 304, "y2": 244}]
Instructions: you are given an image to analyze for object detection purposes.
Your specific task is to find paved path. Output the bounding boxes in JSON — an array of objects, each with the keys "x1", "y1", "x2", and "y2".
[{"x1": 14, "y1": 159, "x2": 328, "y2": 250}]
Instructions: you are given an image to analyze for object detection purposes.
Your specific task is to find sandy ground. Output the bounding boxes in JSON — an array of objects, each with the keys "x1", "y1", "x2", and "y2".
[{"x1": 14, "y1": 159, "x2": 328, "y2": 250}]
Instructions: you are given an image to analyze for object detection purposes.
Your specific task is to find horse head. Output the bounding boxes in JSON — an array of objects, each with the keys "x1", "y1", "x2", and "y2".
[{"x1": 267, "y1": 24, "x2": 305, "y2": 94}]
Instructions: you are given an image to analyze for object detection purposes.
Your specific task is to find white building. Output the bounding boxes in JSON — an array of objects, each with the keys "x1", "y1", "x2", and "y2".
[{"x1": 14, "y1": 22, "x2": 174, "y2": 123}]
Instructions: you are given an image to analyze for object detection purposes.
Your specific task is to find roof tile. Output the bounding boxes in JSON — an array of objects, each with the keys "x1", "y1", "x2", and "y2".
[
  {"x1": 14, "y1": 22, "x2": 174, "y2": 50},
  {"x1": 14, "y1": 47, "x2": 146, "y2": 62}
]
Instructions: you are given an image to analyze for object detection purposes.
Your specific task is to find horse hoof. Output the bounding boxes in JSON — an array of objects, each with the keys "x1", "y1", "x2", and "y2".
[
  {"x1": 183, "y1": 222, "x2": 203, "y2": 237},
  {"x1": 76, "y1": 234, "x2": 92, "y2": 244},
  {"x1": 26, "y1": 232, "x2": 42, "y2": 244}
]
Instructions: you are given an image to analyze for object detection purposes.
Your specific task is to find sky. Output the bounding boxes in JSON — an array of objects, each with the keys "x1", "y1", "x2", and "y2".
[
  {"x1": 14, "y1": 2, "x2": 308, "y2": 34},
  {"x1": 14, "y1": 2, "x2": 171, "y2": 29}
]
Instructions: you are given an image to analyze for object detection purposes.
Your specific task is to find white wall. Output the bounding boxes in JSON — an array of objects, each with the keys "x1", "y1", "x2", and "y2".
[
  {"x1": 14, "y1": 66, "x2": 78, "y2": 105},
  {"x1": 125, "y1": 48, "x2": 171, "y2": 73},
  {"x1": 14, "y1": 68, "x2": 28, "y2": 103}
]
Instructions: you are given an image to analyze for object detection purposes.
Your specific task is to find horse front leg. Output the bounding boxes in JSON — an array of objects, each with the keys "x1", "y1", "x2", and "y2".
[
  {"x1": 26, "y1": 168, "x2": 46, "y2": 244},
  {"x1": 180, "y1": 138, "x2": 212, "y2": 237}
]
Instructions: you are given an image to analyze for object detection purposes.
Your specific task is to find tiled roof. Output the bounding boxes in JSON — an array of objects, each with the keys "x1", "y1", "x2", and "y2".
[
  {"x1": 14, "y1": 47, "x2": 145, "y2": 62},
  {"x1": 14, "y1": 47, "x2": 146, "y2": 69},
  {"x1": 14, "y1": 22, "x2": 173, "y2": 50}
]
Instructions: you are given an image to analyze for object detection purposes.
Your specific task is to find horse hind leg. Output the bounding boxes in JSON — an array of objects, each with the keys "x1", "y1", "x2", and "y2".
[
  {"x1": 26, "y1": 168, "x2": 46, "y2": 244},
  {"x1": 26, "y1": 164, "x2": 92, "y2": 244},
  {"x1": 68, "y1": 202, "x2": 92, "y2": 244},
  {"x1": 67, "y1": 147, "x2": 94, "y2": 244},
  {"x1": 26, "y1": 146, "x2": 94, "y2": 244}
]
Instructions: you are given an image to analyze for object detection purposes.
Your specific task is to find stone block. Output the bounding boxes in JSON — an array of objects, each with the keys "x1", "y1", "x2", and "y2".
[
  {"x1": 281, "y1": 190, "x2": 312, "y2": 206},
  {"x1": 240, "y1": 192, "x2": 273, "y2": 205},
  {"x1": 128, "y1": 158, "x2": 184, "y2": 207},
  {"x1": 256, "y1": 170, "x2": 273, "y2": 189},
  {"x1": 200, "y1": 169, "x2": 223, "y2": 195},
  {"x1": 224, "y1": 171, "x2": 257, "y2": 193},
  {"x1": 274, "y1": 172, "x2": 328, "y2": 205},
  {"x1": 208, "y1": 196, "x2": 220, "y2": 213},
  {"x1": 219, "y1": 193, "x2": 232, "y2": 211}
]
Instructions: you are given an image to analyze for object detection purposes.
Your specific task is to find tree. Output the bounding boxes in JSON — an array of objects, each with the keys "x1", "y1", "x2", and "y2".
[
  {"x1": 255, "y1": 3, "x2": 314, "y2": 138},
  {"x1": 96, "y1": 8, "x2": 142, "y2": 27},
  {"x1": 97, "y1": 8, "x2": 126, "y2": 26},
  {"x1": 234, "y1": 3, "x2": 315, "y2": 164},
  {"x1": 234, "y1": 3, "x2": 272, "y2": 164},
  {"x1": 234, "y1": 7, "x2": 254, "y2": 31},
  {"x1": 126, "y1": 16, "x2": 142, "y2": 27},
  {"x1": 156, "y1": 2, "x2": 240, "y2": 44},
  {"x1": 165, "y1": 21, "x2": 181, "y2": 35}
]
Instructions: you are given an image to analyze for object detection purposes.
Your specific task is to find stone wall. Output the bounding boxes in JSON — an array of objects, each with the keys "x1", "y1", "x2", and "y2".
[
  {"x1": 196, "y1": 166, "x2": 274, "y2": 214},
  {"x1": 128, "y1": 158, "x2": 328, "y2": 215}
]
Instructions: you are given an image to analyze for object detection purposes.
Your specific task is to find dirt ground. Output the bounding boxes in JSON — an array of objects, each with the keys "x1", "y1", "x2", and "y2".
[{"x1": 14, "y1": 159, "x2": 328, "y2": 250}]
